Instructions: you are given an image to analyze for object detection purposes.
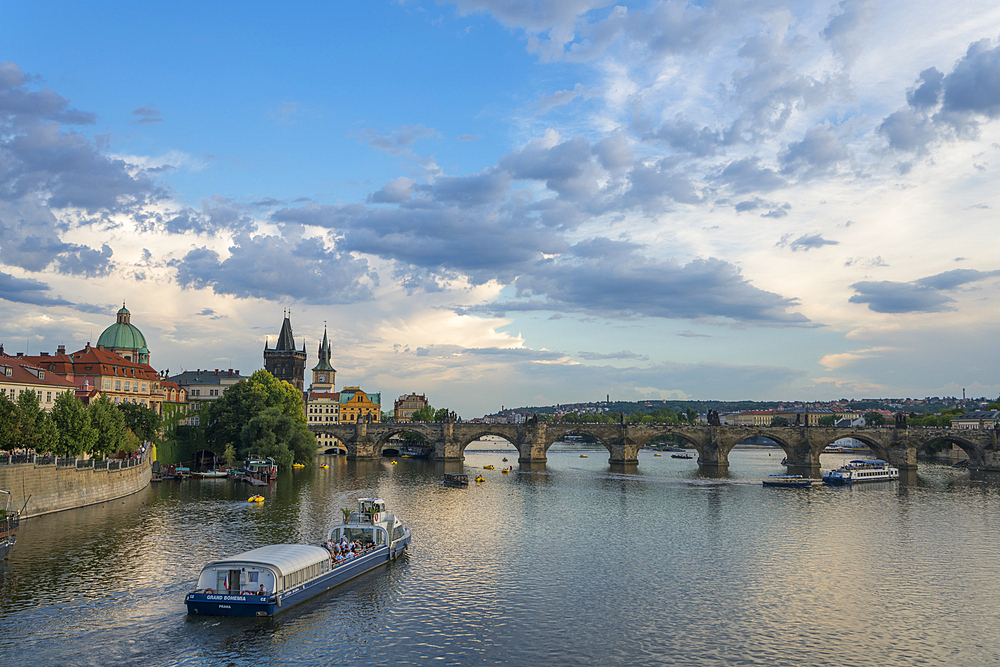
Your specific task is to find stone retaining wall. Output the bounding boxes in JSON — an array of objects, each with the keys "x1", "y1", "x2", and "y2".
[{"x1": 0, "y1": 456, "x2": 151, "y2": 519}]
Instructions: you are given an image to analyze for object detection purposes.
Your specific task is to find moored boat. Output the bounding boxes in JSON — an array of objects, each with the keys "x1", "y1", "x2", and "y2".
[
  {"x1": 192, "y1": 469, "x2": 228, "y2": 478},
  {"x1": 0, "y1": 490, "x2": 20, "y2": 560},
  {"x1": 763, "y1": 475, "x2": 820, "y2": 488},
  {"x1": 671, "y1": 453, "x2": 693, "y2": 459},
  {"x1": 443, "y1": 473, "x2": 469, "y2": 487},
  {"x1": 823, "y1": 459, "x2": 899, "y2": 485},
  {"x1": 186, "y1": 497, "x2": 410, "y2": 617}
]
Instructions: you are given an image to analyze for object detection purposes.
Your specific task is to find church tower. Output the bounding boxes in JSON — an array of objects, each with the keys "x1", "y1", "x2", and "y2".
[
  {"x1": 263, "y1": 310, "x2": 307, "y2": 391},
  {"x1": 310, "y1": 324, "x2": 336, "y2": 392}
]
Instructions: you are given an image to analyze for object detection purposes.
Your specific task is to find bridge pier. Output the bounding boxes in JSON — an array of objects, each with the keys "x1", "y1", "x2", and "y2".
[
  {"x1": 517, "y1": 421, "x2": 549, "y2": 463},
  {"x1": 695, "y1": 426, "x2": 730, "y2": 468}
]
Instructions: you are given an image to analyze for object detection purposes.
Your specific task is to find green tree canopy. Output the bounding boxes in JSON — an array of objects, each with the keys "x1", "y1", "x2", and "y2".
[
  {"x1": 118, "y1": 402, "x2": 162, "y2": 442},
  {"x1": 0, "y1": 393, "x2": 19, "y2": 451},
  {"x1": 206, "y1": 370, "x2": 308, "y2": 456},
  {"x1": 90, "y1": 396, "x2": 130, "y2": 457},
  {"x1": 238, "y1": 406, "x2": 315, "y2": 468},
  {"x1": 863, "y1": 411, "x2": 887, "y2": 427},
  {"x1": 770, "y1": 416, "x2": 790, "y2": 426},
  {"x1": 818, "y1": 415, "x2": 837, "y2": 426},
  {"x1": 410, "y1": 405, "x2": 436, "y2": 422},
  {"x1": 50, "y1": 391, "x2": 96, "y2": 456}
]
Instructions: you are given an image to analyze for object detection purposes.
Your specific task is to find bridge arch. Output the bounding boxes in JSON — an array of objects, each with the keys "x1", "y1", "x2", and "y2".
[
  {"x1": 456, "y1": 430, "x2": 522, "y2": 460},
  {"x1": 914, "y1": 434, "x2": 984, "y2": 467}
]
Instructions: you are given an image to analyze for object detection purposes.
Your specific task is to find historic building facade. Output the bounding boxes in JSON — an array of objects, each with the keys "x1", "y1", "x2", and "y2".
[
  {"x1": 263, "y1": 311, "x2": 307, "y2": 392},
  {"x1": 0, "y1": 352, "x2": 78, "y2": 409},
  {"x1": 338, "y1": 386, "x2": 381, "y2": 424},
  {"x1": 394, "y1": 393, "x2": 429, "y2": 422}
]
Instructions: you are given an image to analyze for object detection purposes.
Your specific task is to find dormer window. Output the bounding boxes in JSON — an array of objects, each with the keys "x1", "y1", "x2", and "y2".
[{"x1": 38, "y1": 371, "x2": 44, "y2": 380}]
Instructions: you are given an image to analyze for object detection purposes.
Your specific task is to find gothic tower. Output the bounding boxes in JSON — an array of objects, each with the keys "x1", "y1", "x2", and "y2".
[
  {"x1": 310, "y1": 324, "x2": 336, "y2": 392},
  {"x1": 263, "y1": 310, "x2": 307, "y2": 391}
]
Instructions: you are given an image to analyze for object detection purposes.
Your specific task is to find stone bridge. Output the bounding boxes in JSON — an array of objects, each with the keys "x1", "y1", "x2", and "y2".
[{"x1": 310, "y1": 421, "x2": 1000, "y2": 471}]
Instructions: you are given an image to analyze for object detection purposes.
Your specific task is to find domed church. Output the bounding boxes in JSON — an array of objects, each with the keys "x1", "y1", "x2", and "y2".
[{"x1": 97, "y1": 302, "x2": 150, "y2": 364}]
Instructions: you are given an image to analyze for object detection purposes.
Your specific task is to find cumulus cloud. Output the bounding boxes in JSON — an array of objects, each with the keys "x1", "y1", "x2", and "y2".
[
  {"x1": 171, "y1": 233, "x2": 377, "y2": 304},
  {"x1": 480, "y1": 237, "x2": 810, "y2": 325},
  {"x1": 880, "y1": 37, "x2": 1000, "y2": 154},
  {"x1": 0, "y1": 271, "x2": 73, "y2": 307},
  {"x1": 849, "y1": 268, "x2": 1000, "y2": 313},
  {"x1": 821, "y1": 0, "x2": 878, "y2": 67}
]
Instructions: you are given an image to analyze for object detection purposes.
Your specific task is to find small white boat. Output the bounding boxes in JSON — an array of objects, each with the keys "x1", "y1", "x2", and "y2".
[
  {"x1": 763, "y1": 475, "x2": 820, "y2": 488},
  {"x1": 186, "y1": 497, "x2": 410, "y2": 616},
  {"x1": 192, "y1": 469, "x2": 228, "y2": 478},
  {"x1": 823, "y1": 459, "x2": 899, "y2": 484}
]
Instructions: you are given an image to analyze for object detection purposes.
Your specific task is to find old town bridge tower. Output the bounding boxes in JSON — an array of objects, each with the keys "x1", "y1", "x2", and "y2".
[{"x1": 263, "y1": 310, "x2": 307, "y2": 391}]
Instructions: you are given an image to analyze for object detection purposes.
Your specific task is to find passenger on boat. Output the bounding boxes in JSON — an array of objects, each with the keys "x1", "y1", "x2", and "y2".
[{"x1": 258, "y1": 584, "x2": 266, "y2": 594}]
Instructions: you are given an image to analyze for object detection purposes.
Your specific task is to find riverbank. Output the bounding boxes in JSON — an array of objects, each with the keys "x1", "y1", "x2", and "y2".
[{"x1": 0, "y1": 452, "x2": 152, "y2": 519}]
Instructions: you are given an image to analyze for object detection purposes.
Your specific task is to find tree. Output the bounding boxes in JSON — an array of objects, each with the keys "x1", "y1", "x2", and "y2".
[
  {"x1": 90, "y1": 396, "x2": 130, "y2": 457},
  {"x1": 770, "y1": 416, "x2": 790, "y2": 427},
  {"x1": 410, "y1": 405, "x2": 436, "y2": 422},
  {"x1": 208, "y1": 370, "x2": 306, "y2": 443},
  {"x1": 432, "y1": 407, "x2": 450, "y2": 422},
  {"x1": 685, "y1": 407, "x2": 698, "y2": 424},
  {"x1": 50, "y1": 391, "x2": 96, "y2": 456},
  {"x1": 818, "y1": 415, "x2": 837, "y2": 426},
  {"x1": 15, "y1": 390, "x2": 47, "y2": 451},
  {"x1": 863, "y1": 411, "x2": 887, "y2": 427},
  {"x1": 118, "y1": 402, "x2": 162, "y2": 442},
  {"x1": 0, "y1": 393, "x2": 18, "y2": 451},
  {"x1": 238, "y1": 407, "x2": 315, "y2": 468}
]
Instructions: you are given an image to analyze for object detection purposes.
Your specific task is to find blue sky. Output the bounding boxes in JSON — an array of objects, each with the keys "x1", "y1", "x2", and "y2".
[{"x1": 3, "y1": 1, "x2": 1000, "y2": 416}]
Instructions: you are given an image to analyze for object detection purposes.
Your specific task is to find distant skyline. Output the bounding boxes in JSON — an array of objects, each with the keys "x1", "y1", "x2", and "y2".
[{"x1": 2, "y1": 1, "x2": 1000, "y2": 417}]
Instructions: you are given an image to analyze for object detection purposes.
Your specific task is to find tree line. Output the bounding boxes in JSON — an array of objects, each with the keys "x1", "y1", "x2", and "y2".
[{"x1": 0, "y1": 390, "x2": 161, "y2": 457}]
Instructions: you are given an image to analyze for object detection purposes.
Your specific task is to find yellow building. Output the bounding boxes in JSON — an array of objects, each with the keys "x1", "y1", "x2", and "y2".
[{"x1": 338, "y1": 386, "x2": 381, "y2": 424}]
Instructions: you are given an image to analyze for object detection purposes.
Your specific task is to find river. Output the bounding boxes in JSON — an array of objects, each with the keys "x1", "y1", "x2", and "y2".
[{"x1": 1, "y1": 443, "x2": 999, "y2": 666}]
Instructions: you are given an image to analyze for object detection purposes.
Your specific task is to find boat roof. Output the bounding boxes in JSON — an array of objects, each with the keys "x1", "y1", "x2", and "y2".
[
  {"x1": 203, "y1": 544, "x2": 330, "y2": 577},
  {"x1": 850, "y1": 459, "x2": 887, "y2": 464}
]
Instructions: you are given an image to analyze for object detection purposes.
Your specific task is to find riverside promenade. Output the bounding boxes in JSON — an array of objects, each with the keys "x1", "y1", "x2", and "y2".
[{"x1": 0, "y1": 452, "x2": 152, "y2": 519}]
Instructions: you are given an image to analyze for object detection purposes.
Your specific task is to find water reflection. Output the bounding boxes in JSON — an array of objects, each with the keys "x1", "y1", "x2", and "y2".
[{"x1": 2, "y1": 448, "x2": 1000, "y2": 666}]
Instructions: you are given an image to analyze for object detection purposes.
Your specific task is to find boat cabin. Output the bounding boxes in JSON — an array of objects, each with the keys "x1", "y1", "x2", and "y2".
[{"x1": 193, "y1": 544, "x2": 332, "y2": 595}]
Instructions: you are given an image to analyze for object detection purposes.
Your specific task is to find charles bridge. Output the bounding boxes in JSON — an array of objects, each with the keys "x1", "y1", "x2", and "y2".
[{"x1": 310, "y1": 419, "x2": 1000, "y2": 472}]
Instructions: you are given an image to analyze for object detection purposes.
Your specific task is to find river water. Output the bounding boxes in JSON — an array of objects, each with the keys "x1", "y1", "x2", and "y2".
[{"x1": 2, "y1": 443, "x2": 999, "y2": 666}]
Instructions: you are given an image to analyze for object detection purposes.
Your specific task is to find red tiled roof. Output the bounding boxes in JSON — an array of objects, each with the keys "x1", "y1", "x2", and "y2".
[{"x1": 0, "y1": 358, "x2": 77, "y2": 388}]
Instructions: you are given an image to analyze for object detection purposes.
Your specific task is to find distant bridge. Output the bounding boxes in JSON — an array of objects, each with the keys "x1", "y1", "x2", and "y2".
[{"x1": 310, "y1": 420, "x2": 1000, "y2": 471}]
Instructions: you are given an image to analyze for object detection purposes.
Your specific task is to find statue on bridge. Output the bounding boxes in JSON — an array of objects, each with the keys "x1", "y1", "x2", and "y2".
[
  {"x1": 707, "y1": 410, "x2": 721, "y2": 426},
  {"x1": 895, "y1": 412, "x2": 908, "y2": 428}
]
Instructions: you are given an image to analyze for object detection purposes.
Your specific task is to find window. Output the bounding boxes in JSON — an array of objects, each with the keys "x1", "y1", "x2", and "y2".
[
  {"x1": 104, "y1": 379, "x2": 111, "y2": 389},
  {"x1": 46, "y1": 392, "x2": 52, "y2": 403},
  {"x1": 142, "y1": 383, "x2": 147, "y2": 392},
  {"x1": 124, "y1": 381, "x2": 130, "y2": 391},
  {"x1": 115, "y1": 380, "x2": 121, "y2": 391},
  {"x1": 38, "y1": 371, "x2": 44, "y2": 379}
]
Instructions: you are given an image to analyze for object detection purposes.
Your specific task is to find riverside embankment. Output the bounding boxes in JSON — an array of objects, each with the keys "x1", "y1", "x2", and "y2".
[{"x1": 0, "y1": 453, "x2": 151, "y2": 518}]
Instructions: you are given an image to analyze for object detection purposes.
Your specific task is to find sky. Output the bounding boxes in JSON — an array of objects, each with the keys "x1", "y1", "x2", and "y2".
[{"x1": 2, "y1": 0, "x2": 1000, "y2": 417}]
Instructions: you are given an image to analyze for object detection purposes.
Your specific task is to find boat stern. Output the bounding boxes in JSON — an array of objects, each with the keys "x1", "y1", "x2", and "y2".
[{"x1": 185, "y1": 591, "x2": 278, "y2": 617}]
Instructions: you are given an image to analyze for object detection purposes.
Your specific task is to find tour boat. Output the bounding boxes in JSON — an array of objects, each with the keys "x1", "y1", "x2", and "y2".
[
  {"x1": 823, "y1": 459, "x2": 899, "y2": 485},
  {"x1": 0, "y1": 490, "x2": 20, "y2": 560},
  {"x1": 244, "y1": 456, "x2": 278, "y2": 481},
  {"x1": 762, "y1": 475, "x2": 820, "y2": 488},
  {"x1": 186, "y1": 498, "x2": 411, "y2": 617},
  {"x1": 671, "y1": 453, "x2": 693, "y2": 459},
  {"x1": 442, "y1": 473, "x2": 469, "y2": 487}
]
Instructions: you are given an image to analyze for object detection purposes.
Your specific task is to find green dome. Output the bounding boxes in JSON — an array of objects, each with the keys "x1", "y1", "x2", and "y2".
[{"x1": 97, "y1": 304, "x2": 148, "y2": 356}]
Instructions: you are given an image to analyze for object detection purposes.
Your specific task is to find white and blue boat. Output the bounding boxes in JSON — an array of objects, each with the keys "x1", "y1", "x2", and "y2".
[
  {"x1": 823, "y1": 459, "x2": 899, "y2": 485},
  {"x1": 185, "y1": 497, "x2": 411, "y2": 617}
]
